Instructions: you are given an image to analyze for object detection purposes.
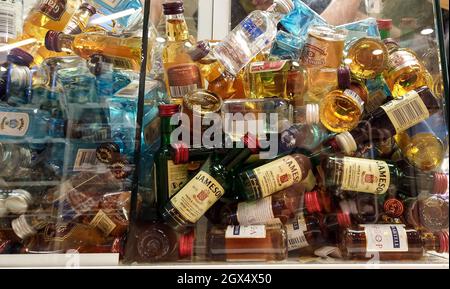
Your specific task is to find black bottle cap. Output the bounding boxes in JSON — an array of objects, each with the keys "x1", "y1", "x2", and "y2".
[
  {"x1": 163, "y1": 2, "x2": 184, "y2": 15},
  {"x1": 45, "y1": 30, "x2": 63, "y2": 52},
  {"x1": 7, "y1": 48, "x2": 34, "y2": 66},
  {"x1": 188, "y1": 41, "x2": 210, "y2": 61}
]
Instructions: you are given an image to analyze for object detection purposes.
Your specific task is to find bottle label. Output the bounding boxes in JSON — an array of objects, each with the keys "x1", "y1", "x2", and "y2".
[
  {"x1": 39, "y1": 0, "x2": 67, "y2": 21},
  {"x1": 170, "y1": 170, "x2": 225, "y2": 223},
  {"x1": 167, "y1": 64, "x2": 202, "y2": 99},
  {"x1": 300, "y1": 39, "x2": 329, "y2": 68},
  {"x1": 341, "y1": 157, "x2": 390, "y2": 194},
  {"x1": 252, "y1": 156, "x2": 303, "y2": 199},
  {"x1": 387, "y1": 50, "x2": 421, "y2": 74},
  {"x1": 225, "y1": 225, "x2": 266, "y2": 239},
  {"x1": 364, "y1": 224, "x2": 409, "y2": 252},
  {"x1": 167, "y1": 160, "x2": 189, "y2": 198},
  {"x1": 236, "y1": 197, "x2": 275, "y2": 225},
  {"x1": 241, "y1": 18, "x2": 264, "y2": 41},
  {"x1": 0, "y1": 112, "x2": 30, "y2": 137},
  {"x1": 0, "y1": 1, "x2": 18, "y2": 39},
  {"x1": 73, "y1": 149, "x2": 99, "y2": 171},
  {"x1": 366, "y1": 90, "x2": 388, "y2": 113},
  {"x1": 90, "y1": 210, "x2": 117, "y2": 236},
  {"x1": 381, "y1": 90, "x2": 430, "y2": 133},
  {"x1": 250, "y1": 60, "x2": 288, "y2": 73},
  {"x1": 286, "y1": 215, "x2": 309, "y2": 251}
]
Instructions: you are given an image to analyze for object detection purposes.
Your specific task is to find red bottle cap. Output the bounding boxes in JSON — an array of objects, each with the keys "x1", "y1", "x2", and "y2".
[
  {"x1": 336, "y1": 212, "x2": 352, "y2": 228},
  {"x1": 163, "y1": 2, "x2": 184, "y2": 15},
  {"x1": 242, "y1": 133, "x2": 260, "y2": 154},
  {"x1": 305, "y1": 191, "x2": 322, "y2": 214},
  {"x1": 159, "y1": 104, "x2": 180, "y2": 117},
  {"x1": 337, "y1": 66, "x2": 351, "y2": 90},
  {"x1": 45, "y1": 30, "x2": 63, "y2": 52},
  {"x1": 377, "y1": 19, "x2": 393, "y2": 30},
  {"x1": 433, "y1": 173, "x2": 448, "y2": 194},
  {"x1": 173, "y1": 142, "x2": 190, "y2": 164},
  {"x1": 383, "y1": 198, "x2": 404, "y2": 218},
  {"x1": 438, "y1": 231, "x2": 449, "y2": 254},
  {"x1": 178, "y1": 230, "x2": 195, "y2": 258}
]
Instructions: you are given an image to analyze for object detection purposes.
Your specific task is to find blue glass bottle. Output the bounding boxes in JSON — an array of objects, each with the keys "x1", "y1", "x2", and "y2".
[
  {"x1": 89, "y1": 0, "x2": 143, "y2": 29},
  {"x1": 337, "y1": 18, "x2": 381, "y2": 52},
  {"x1": 279, "y1": 0, "x2": 327, "y2": 37},
  {"x1": 56, "y1": 66, "x2": 98, "y2": 104}
]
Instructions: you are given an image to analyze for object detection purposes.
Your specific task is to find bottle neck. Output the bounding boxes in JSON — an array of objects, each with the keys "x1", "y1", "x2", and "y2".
[
  {"x1": 161, "y1": 116, "x2": 176, "y2": 146},
  {"x1": 56, "y1": 33, "x2": 75, "y2": 53},
  {"x1": 266, "y1": 2, "x2": 290, "y2": 23},
  {"x1": 165, "y1": 14, "x2": 190, "y2": 42},
  {"x1": 220, "y1": 148, "x2": 253, "y2": 171},
  {"x1": 63, "y1": 8, "x2": 92, "y2": 35}
]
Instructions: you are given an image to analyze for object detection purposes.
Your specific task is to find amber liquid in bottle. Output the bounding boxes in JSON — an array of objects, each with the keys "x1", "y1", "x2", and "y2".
[{"x1": 345, "y1": 37, "x2": 388, "y2": 80}]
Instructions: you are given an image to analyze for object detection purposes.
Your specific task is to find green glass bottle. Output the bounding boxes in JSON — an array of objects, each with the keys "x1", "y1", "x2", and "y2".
[{"x1": 161, "y1": 135, "x2": 259, "y2": 233}]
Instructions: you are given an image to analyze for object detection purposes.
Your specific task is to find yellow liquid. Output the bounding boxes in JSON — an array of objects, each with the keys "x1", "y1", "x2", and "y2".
[
  {"x1": 320, "y1": 89, "x2": 363, "y2": 133},
  {"x1": 395, "y1": 132, "x2": 445, "y2": 171},
  {"x1": 346, "y1": 38, "x2": 388, "y2": 80}
]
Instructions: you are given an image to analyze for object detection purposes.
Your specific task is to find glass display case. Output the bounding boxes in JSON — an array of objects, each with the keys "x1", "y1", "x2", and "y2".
[{"x1": 0, "y1": 0, "x2": 448, "y2": 268}]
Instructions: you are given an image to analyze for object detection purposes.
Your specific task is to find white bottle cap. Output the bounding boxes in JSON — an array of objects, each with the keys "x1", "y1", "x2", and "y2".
[
  {"x1": 5, "y1": 190, "x2": 33, "y2": 215},
  {"x1": 306, "y1": 103, "x2": 320, "y2": 125},
  {"x1": 275, "y1": 0, "x2": 295, "y2": 13},
  {"x1": 12, "y1": 215, "x2": 37, "y2": 240},
  {"x1": 335, "y1": 132, "x2": 357, "y2": 154}
]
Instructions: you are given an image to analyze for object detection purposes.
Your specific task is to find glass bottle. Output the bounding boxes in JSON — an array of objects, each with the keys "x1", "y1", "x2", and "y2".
[
  {"x1": 162, "y1": 135, "x2": 259, "y2": 233},
  {"x1": 340, "y1": 225, "x2": 448, "y2": 260},
  {"x1": 345, "y1": 37, "x2": 388, "y2": 80},
  {"x1": 44, "y1": 30, "x2": 153, "y2": 72},
  {"x1": 333, "y1": 87, "x2": 441, "y2": 154},
  {"x1": 162, "y1": 2, "x2": 202, "y2": 104},
  {"x1": 213, "y1": 0, "x2": 295, "y2": 76},
  {"x1": 234, "y1": 153, "x2": 312, "y2": 201},
  {"x1": 377, "y1": 19, "x2": 392, "y2": 40},
  {"x1": 323, "y1": 155, "x2": 449, "y2": 196},
  {"x1": 286, "y1": 214, "x2": 327, "y2": 255},
  {"x1": 222, "y1": 183, "x2": 305, "y2": 226},
  {"x1": 404, "y1": 194, "x2": 449, "y2": 232},
  {"x1": 383, "y1": 39, "x2": 433, "y2": 98},
  {"x1": 207, "y1": 223, "x2": 288, "y2": 262},
  {"x1": 87, "y1": 0, "x2": 143, "y2": 30},
  {"x1": 63, "y1": 3, "x2": 97, "y2": 35}
]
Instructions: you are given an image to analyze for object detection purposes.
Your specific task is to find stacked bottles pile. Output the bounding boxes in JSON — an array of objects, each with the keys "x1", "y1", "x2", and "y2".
[
  {"x1": 125, "y1": 1, "x2": 448, "y2": 264},
  {"x1": 0, "y1": 0, "x2": 448, "y2": 264},
  {"x1": 0, "y1": 0, "x2": 161, "y2": 254}
]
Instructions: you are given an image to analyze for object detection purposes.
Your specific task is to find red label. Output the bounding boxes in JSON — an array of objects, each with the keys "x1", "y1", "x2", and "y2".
[
  {"x1": 250, "y1": 60, "x2": 287, "y2": 73},
  {"x1": 39, "y1": 0, "x2": 67, "y2": 21}
]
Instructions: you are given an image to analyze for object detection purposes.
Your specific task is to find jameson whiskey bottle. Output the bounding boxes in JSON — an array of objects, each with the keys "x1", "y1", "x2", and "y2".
[
  {"x1": 323, "y1": 156, "x2": 449, "y2": 196},
  {"x1": 235, "y1": 153, "x2": 312, "y2": 201},
  {"x1": 333, "y1": 86, "x2": 441, "y2": 154},
  {"x1": 162, "y1": 2, "x2": 202, "y2": 104},
  {"x1": 340, "y1": 225, "x2": 448, "y2": 260},
  {"x1": 162, "y1": 135, "x2": 259, "y2": 232}
]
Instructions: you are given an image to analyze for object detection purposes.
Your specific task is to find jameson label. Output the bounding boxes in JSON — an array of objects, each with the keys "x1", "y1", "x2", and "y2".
[
  {"x1": 387, "y1": 50, "x2": 420, "y2": 74},
  {"x1": 0, "y1": 112, "x2": 30, "y2": 137},
  {"x1": 39, "y1": 0, "x2": 67, "y2": 21},
  {"x1": 251, "y1": 156, "x2": 303, "y2": 199},
  {"x1": 236, "y1": 197, "x2": 275, "y2": 225},
  {"x1": 250, "y1": 60, "x2": 288, "y2": 73},
  {"x1": 171, "y1": 171, "x2": 225, "y2": 223},
  {"x1": 382, "y1": 90, "x2": 430, "y2": 134},
  {"x1": 167, "y1": 64, "x2": 202, "y2": 99},
  {"x1": 167, "y1": 160, "x2": 189, "y2": 198},
  {"x1": 364, "y1": 224, "x2": 408, "y2": 252},
  {"x1": 341, "y1": 157, "x2": 390, "y2": 194},
  {"x1": 225, "y1": 225, "x2": 266, "y2": 239},
  {"x1": 286, "y1": 215, "x2": 309, "y2": 251}
]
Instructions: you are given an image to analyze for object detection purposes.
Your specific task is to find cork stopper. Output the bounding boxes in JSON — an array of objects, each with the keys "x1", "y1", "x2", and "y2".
[
  {"x1": 433, "y1": 173, "x2": 448, "y2": 194},
  {"x1": 158, "y1": 104, "x2": 180, "y2": 117},
  {"x1": 163, "y1": 2, "x2": 184, "y2": 15},
  {"x1": 335, "y1": 132, "x2": 358, "y2": 154},
  {"x1": 305, "y1": 104, "x2": 320, "y2": 125}
]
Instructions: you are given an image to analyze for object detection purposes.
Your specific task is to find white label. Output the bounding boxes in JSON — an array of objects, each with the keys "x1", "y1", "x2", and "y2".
[
  {"x1": 382, "y1": 91, "x2": 430, "y2": 133},
  {"x1": 341, "y1": 157, "x2": 391, "y2": 194},
  {"x1": 0, "y1": 112, "x2": 30, "y2": 137},
  {"x1": 286, "y1": 216, "x2": 309, "y2": 251},
  {"x1": 364, "y1": 224, "x2": 408, "y2": 252},
  {"x1": 225, "y1": 225, "x2": 266, "y2": 239},
  {"x1": 253, "y1": 156, "x2": 303, "y2": 198},
  {"x1": 0, "y1": 1, "x2": 17, "y2": 39},
  {"x1": 73, "y1": 149, "x2": 99, "y2": 171},
  {"x1": 237, "y1": 197, "x2": 275, "y2": 225},
  {"x1": 167, "y1": 160, "x2": 189, "y2": 198},
  {"x1": 170, "y1": 171, "x2": 225, "y2": 223}
]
